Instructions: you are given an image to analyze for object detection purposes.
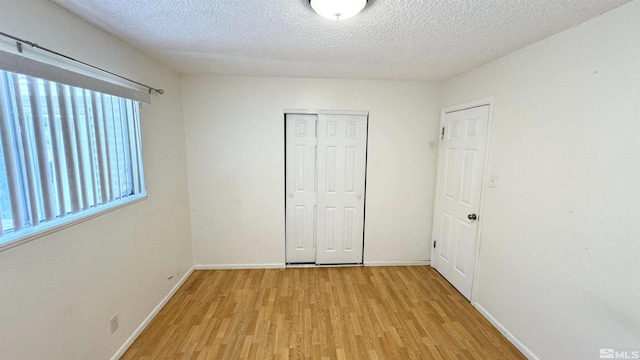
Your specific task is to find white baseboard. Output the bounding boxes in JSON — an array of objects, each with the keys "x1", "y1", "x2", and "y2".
[
  {"x1": 194, "y1": 263, "x2": 286, "y2": 270},
  {"x1": 110, "y1": 266, "x2": 194, "y2": 360},
  {"x1": 473, "y1": 303, "x2": 539, "y2": 360},
  {"x1": 364, "y1": 260, "x2": 430, "y2": 267},
  {"x1": 195, "y1": 262, "x2": 429, "y2": 270}
]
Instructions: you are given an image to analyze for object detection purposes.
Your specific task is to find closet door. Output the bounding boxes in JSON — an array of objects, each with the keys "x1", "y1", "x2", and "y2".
[
  {"x1": 315, "y1": 114, "x2": 368, "y2": 264},
  {"x1": 285, "y1": 114, "x2": 318, "y2": 263}
]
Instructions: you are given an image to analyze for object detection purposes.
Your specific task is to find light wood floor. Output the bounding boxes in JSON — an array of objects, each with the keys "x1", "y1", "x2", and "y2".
[{"x1": 122, "y1": 266, "x2": 525, "y2": 360}]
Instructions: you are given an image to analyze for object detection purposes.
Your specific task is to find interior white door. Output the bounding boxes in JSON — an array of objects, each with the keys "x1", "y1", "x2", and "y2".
[
  {"x1": 315, "y1": 114, "x2": 368, "y2": 264},
  {"x1": 432, "y1": 105, "x2": 490, "y2": 300},
  {"x1": 285, "y1": 114, "x2": 318, "y2": 263}
]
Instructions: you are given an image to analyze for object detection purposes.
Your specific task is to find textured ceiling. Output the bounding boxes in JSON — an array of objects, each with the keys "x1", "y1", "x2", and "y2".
[{"x1": 49, "y1": 0, "x2": 631, "y2": 81}]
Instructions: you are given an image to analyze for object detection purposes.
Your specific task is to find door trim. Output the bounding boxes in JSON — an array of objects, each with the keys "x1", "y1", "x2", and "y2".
[
  {"x1": 284, "y1": 109, "x2": 369, "y2": 116},
  {"x1": 430, "y1": 97, "x2": 495, "y2": 304},
  {"x1": 284, "y1": 110, "x2": 369, "y2": 267}
]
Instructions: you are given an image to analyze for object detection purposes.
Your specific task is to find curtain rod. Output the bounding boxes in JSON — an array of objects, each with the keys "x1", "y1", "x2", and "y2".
[{"x1": 0, "y1": 31, "x2": 164, "y2": 95}]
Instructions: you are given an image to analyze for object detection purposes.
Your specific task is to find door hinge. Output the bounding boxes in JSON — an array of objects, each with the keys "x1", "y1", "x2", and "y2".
[
  {"x1": 433, "y1": 240, "x2": 437, "y2": 248},
  {"x1": 441, "y1": 127, "x2": 445, "y2": 140}
]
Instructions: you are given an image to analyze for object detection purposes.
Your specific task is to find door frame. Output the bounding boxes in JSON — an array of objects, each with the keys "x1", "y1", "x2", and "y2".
[
  {"x1": 430, "y1": 97, "x2": 494, "y2": 304},
  {"x1": 283, "y1": 109, "x2": 370, "y2": 266}
]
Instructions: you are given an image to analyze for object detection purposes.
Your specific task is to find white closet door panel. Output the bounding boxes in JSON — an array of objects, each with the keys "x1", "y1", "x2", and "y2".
[
  {"x1": 285, "y1": 114, "x2": 317, "y2": 263},
  {"x1": 316, "y1": 114, "x2": 367, "y2": 264}
]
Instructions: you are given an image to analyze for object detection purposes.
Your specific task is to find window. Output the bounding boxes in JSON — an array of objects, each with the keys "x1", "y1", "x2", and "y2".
[{"x1": 0, "y1": 69, "x2": 146, "y2": 249}]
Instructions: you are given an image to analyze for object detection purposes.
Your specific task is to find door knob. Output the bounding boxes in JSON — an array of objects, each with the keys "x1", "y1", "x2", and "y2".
[{"x1": 468, "y1": 214, "x2": 477, "y2": 221}]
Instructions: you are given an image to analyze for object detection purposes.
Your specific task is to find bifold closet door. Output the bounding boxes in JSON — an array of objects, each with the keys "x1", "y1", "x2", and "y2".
[
  {"x1": 285, "y1": 114, "x2": 318, "y2": 263},
  {"x1": 285, "y1": 112, "x2": 368, "y2": 265},
  {"x1": 315, "y1": 114, "x2": 367, "y2": 265}
]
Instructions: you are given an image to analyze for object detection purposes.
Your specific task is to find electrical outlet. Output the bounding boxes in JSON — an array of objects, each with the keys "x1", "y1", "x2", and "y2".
[{"x1": 110, "y1": 314, "x2": 119, "y2": 334}]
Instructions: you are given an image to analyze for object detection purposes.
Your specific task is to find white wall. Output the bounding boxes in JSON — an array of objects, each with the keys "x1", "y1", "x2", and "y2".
[
  {"x1": 442, "y1": 1, "x2": 640, "y2": 359},
  {"x1": 183, "y1": 76, "x2": 440, "y2": 267},
  {"x1": 0, "y1": 1, "x2": 193, "y2": 359}
]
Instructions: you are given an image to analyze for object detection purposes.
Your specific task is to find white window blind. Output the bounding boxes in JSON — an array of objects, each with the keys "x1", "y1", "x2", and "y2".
[{"x1": 0, "y1": 69, "x2": 146, "y2": 249}]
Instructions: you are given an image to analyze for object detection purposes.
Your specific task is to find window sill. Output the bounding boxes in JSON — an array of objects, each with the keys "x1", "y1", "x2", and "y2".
[{"x1": 0, "y1": 193, "x2": 148, "y2": 253}]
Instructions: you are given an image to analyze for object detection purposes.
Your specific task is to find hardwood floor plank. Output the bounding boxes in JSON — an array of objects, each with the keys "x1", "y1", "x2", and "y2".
[{"x1": 122, "y1": 266, "x2": 525, "y2": 359}]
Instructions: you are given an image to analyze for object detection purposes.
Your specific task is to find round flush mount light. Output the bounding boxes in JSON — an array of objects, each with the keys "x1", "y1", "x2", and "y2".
[{"x1": 309, "y1": 0, "x2": 368, "y2": 20}]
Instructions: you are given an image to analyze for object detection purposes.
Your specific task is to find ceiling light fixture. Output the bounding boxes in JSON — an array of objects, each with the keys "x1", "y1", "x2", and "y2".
[{"x1": 309, "y1": 0, "x2": 367, "y2": 20}]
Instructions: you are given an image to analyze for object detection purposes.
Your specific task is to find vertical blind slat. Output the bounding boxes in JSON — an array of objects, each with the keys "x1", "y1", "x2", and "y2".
[
  {"x1": 0, "y1": 74, "x2": 25, "y2": 232},
  {"x1": 10, "y1": 74, "x2": 40, "y2": 226},
  {"x1": 100, "y1": 94, "x2": 114, "y2": 202},
  {"x1": 116, "y1": 99, "x2": 126, "y2": 196},
  {"x1": 120, "y1": 99, "x2": 133, "y2": 195},
  {"x1": 134, "y1": 105, "x2": 144, "y2": 193},
  {"x1": 27, "y1": 77, "x2": 56, "y2": 222},
  {"x1": 83, "y1": 90, "x2": 99, "y2": 207},
  {"x1": 57, "y1": 84, "x2": 81, "y2": 214},
  {"x1": 10, "y1": 74, "x2": 38, "y2": 226},
  {"x1": 44, "y1": 81, "x2": 66, "y2": 217},
  {"x1": 92, "y1": 92, "x2": 109, "y2": 204},
  {"x1": 126, "y1": 101, "x2": 139, "y2": 195},
  {"x1": 71, "y1": 88, "x2": 89, "y2": 210},
  {"x1": 109, "y1": 96, "x2": 121, "y2": 199},
  {"x1": 116, "y1": 99, "x2": 125, "y2": 197}
]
